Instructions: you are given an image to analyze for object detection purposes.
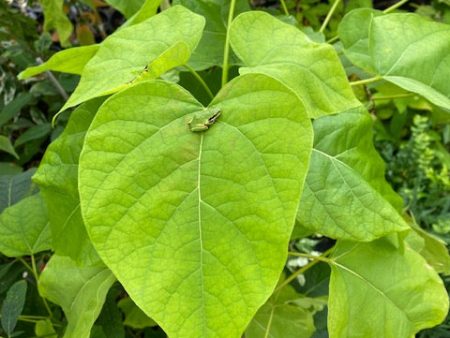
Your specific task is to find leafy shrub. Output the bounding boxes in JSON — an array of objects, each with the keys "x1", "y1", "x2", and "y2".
[{"x1": 1, "y1": 1, "x2": 450, "y2": 337}]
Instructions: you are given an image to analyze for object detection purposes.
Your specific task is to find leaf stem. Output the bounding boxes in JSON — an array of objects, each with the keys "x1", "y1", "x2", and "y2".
[
  {"x1": 30, "y1": 255, "x2": 53, "y2": 319},
  {"x1": 327, "y1": 35, "x2": 340, "y2": 44},
  {"x1": 280, "y1": 0, "x2": 289, "y2": 16},
  {"x1": 36, "y1": 58, "x2": 68, "y2": 101},
  {"x1": 319, "y1": 0, "x2": 342, "y2": 33},
  {"x1": 349, "y1": 76, "x2": 382, "y2": 86},
  {"x1": 275, "y1": 247, "x2": 335, "y2": 292},
  {"x1": 222, "y1": 0, "x2": 237, "y2": 87},
  {"x1": 183, "y1": 65, "x2": 214, "y2": 100},
  {"x1": 264, "y1": 306, "x2": 276, "y2": 338},
  {"x1": 383, "y1": 0, "x2": 409, "y2": 13}
]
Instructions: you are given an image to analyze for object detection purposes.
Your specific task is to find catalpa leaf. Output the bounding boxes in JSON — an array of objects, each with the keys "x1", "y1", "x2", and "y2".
[
  {"x1": 122, "y1": 0, "x2": 162, "y2": 27},
  {"x1": 297, "y1": 107, "x2": 408, "y2": 241},
  {"x1": 173, "y1": 0, "x2": 249, "y2": 70},
  {"x1": 230, "y1": 11, "x2": 361, "y2": 118},
  {"x1": 39, "y1": 255, "x2": 116, "y2": 338},
  {"x1": 60, "y1": 5, "x2": 205, "y2": 111},
  {"x1": 33, "y1": 99, "x2": 104, "y2": 264},
  {"x1": 339, "y1": 9, "x2": 450, "y2": 111},
  {"x1": 18, "y1": 45, "x2": 99, "y2": 79},
  {"x1": 245, "y1": 286, "x2": 317, "y2": 338},
  {"x1": 328, "y1": 238, "x2": 449, "y2": 337},
  {"x1": 0, "y1": 193, "x2": 51, "y2": 257},
  {"x1": 79, "y1": 74, "x2": 313, "y2": 337}
]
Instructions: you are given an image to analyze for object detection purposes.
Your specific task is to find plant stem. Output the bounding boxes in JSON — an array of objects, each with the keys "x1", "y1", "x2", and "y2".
[
  {"x1": 383, "y1": 0, "x2": 409, "y2": 13},
  {"x1": 30, "y1": 255, "x2": 53, "y2": 319},
  {"x1": 222, "y1": 0, "x2": 237, "y2": 87},
  {"x1": 280, "y1": 0, "x2": 289, "y2": 16},
  {"x1": 327, "y1": 35, "x2": 340, "y2": 44},
  {"x1": 275, "y1": 247, "x2": 335, "y2": 292},
  {"x1": 36, "y1": 58, "x2": 68, "y2": 101},
  {"x1": 160, "y1": 0, "x2": 171, "y2": 11},
  {"x1": 350, "y1": 75, "x2": 382, "y2": 86},
  {"x1": 319, "y1": 0, "x2": 342, "y2": 33},
  {"x1": 372, "y1": 93, "x2": 414, "y2": 100},
  {"x1": 183, "y1": 65, "x2": 214, "y2": 100}
]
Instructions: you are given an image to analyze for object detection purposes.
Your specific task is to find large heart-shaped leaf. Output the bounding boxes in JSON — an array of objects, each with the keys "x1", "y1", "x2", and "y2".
[
  {"x1": 61, "y1": 5, "x2": 205, "y2": 111},
  {"x1": 328, "y1": 238, "x2": 449, "y2": 337},
  {"x1": 297, "y1": 107, "x2": 408, "y2": 241},
  {"x1": 39, "y1": 255, "x2": 116, "y2": 338},
  {"x1": 339, "y1": 9, "x2": 450, "y2": 111},
  {"x1": 33, "y1": 99, "x2": 104, "y2": 264},
  {"x1": 79, "y1": 74, "x2": 313, "y2": 337},
  {"x1": 0, "y1": 193, "x2": 51, "y2": 257},
  {"x1": 230, "y1": 11, "x2": 361, "y2": 118}
]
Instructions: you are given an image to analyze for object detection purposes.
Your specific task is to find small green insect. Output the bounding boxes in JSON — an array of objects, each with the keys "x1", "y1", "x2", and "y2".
[{"x1": 187, "y1": 107, "x2": 221, "y2": 132}]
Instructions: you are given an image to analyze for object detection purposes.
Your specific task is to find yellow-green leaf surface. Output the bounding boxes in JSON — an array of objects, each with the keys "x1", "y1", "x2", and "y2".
[
  {"x1": 0, "y1": 194, "x2": 51, "y2": 257},
  {"x1": 339, "y1": 9, "x2": 450, "y2": 111},
  {"x1": 245, "y1": 286, "x2": 316, "y2": 338},
  {"x1": 230, "y1": 11, "x2": 361, "y2": 118},
  {"x1": 61, "y1": 5, "x2": 205, "y2": 111},
  {"x1": 18, "y1": 45, "x2": 99, "y2": 79},
  {"x1": 79, "y1": 74, "x2": 313, "y2": 337},
  {"x1": 33, "y1": 99, "x2": 104, "y2": 264},
  {"x1": 328, "y1": 238, "x2": 449, "y2": 338},
  {"x1": 39, "y1": 255, "x2": 115, "y2": 338},
  {"x1": 297, "y1": 107, "x2": 408, "y2": 241},
  {"x1": 122, "y1": 0, "x2": 161, "y2": 27},
  {"x1": 41, "y1": 0, "x2": 72, "y2": 45}
]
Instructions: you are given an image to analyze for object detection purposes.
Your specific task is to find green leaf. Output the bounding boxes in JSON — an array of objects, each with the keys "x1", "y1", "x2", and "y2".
[
  {"x1": 0, "y1": 168, "x2": 37, "y2": 212},
  {"x1": 0, "y1": 135, "x2": 19, "y2": 159},
  {"x1": 0, "y1": 193, "x2": 51, "y2": 257},
  {"x1": 14, "y1": 123, "x2": 52, "y2": 147},
  {"x1": 297, "y1": 107, "x2": 408, "y2": 241},
  {"x1": 41, "y1": 0, "x2": 73, "y2": 45},
  {"x1": 339, "y1": 9, "x2": 450, "y2": 111},
  {"x1": 39, "y1": 255, "x2": 116, "y2": 338},
  {"x1": 35, "y1": 319, "x2": 57, "y2": 338},
  {"x1": 230, "y1": 11, "x2": 361, "y2": 118},
  {"x1": 0, "y1": 162, "x2": 22, "y2": 175},
  {"x1": 79, "y1": 74, "x2": 313, "y2": 337},
  {"x1": 0, "y1": 93, "x2": 33, "y2": 127},
  {"x1": 406, "y1": 223, "x2": 450, "y2": 275},
  {"x1": 60, "y1": 6, "x2": 205, "y2": 111},
  {"x1": 173, "y1": 0, "x2": 249, "y2": 70},
  {"x1": 118, "y1": 298, "x2": 157, "y2": 329},
  {"x1": 245, "y1": 286, "x2": 317, "y2": 338},
  {"x1": 34, "y1": 100, "x2": 103, "y2": 264},
  {"x1": 105, "y1": 0, "x2": 145, "y2": 18},
  {"x1": 1, "y1": 280, "x2": 27, "y2": 336},
  {"x1": 18, "y1": 45, "x2": 99, "y2": 79},
  {"x1": 328, "y1": 238, "x2": 449, "y2": 337},
  {"x1": 122, "y1": 0, "x2": 162, "y2": 27}
]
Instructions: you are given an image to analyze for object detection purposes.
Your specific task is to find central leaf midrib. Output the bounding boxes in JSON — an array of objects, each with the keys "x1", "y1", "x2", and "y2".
[{"x1": 197, "y1": 132, "x2": 206, "y2": 334}]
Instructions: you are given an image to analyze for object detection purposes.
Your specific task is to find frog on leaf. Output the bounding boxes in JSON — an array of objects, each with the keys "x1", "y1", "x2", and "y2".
[{"x1": 187, "y1": 107, "x2": 221, "y2": 132}]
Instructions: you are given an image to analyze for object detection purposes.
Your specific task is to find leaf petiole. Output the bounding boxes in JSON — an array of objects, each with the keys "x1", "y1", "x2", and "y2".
[{"x1": 222, "y1": 0, "x2": 237, "y2": 87}]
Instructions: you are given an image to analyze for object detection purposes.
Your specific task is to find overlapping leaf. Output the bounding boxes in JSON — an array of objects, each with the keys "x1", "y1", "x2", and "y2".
[
  {"x1": 328, "y1": 238, "x2": 449, "y2": 337},
  {"x1": 230, "y1": 11, "x2": 361, "y2": 118},
  {"x1": 39, "y1": 255, "x2": 115, "y2": 338},
  {"x1": 33, "y1": 99, "x2": 104, "y2": 264},
  {"x1": 60, "y1": 5, "x2": 205, "y2": 111},
  {"x1": 174, "y1": 0, "x2": 249, "y2": 70},
  {"x1": 0, "y1": 193, "x2": 51, "y2": 257},
  {"x1": 339, "y1": 9, "x2": 450, "y2": 111},
  {"x1": 41, "y1": 0, "x2": 72, "y2": 45},
  {"x1": 19, "y1": 45, "x2": 99, "y2": 79},
  {"x1": 297, "y1": 107, "x2": 408, "y2": 241},
  {"x1": 79, "y1": 74, "x2": 312, "y2": 337}
]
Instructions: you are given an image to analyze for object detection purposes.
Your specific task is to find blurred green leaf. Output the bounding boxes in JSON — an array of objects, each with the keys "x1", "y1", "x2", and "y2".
[
  {"x1": 0, "y1": 135, "x2": 19, "y2": 159},
  {"x1": 14, "y1": 123, "x2": 52, "y2": 147},
  {"x1": 41, "y1": 0, "x2": 73, "y2": 45},
  {"x1": 1, "y1": 280, "x2": 27, "y2": 336},
  {"x1": 0, "y1": 168, "x2": 37, "y2": 212}
]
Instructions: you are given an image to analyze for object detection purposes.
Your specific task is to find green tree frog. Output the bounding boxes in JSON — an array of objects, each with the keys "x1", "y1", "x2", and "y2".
[{"x1": 187, "y1": 107, "x2": 221, "y2": 132}]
